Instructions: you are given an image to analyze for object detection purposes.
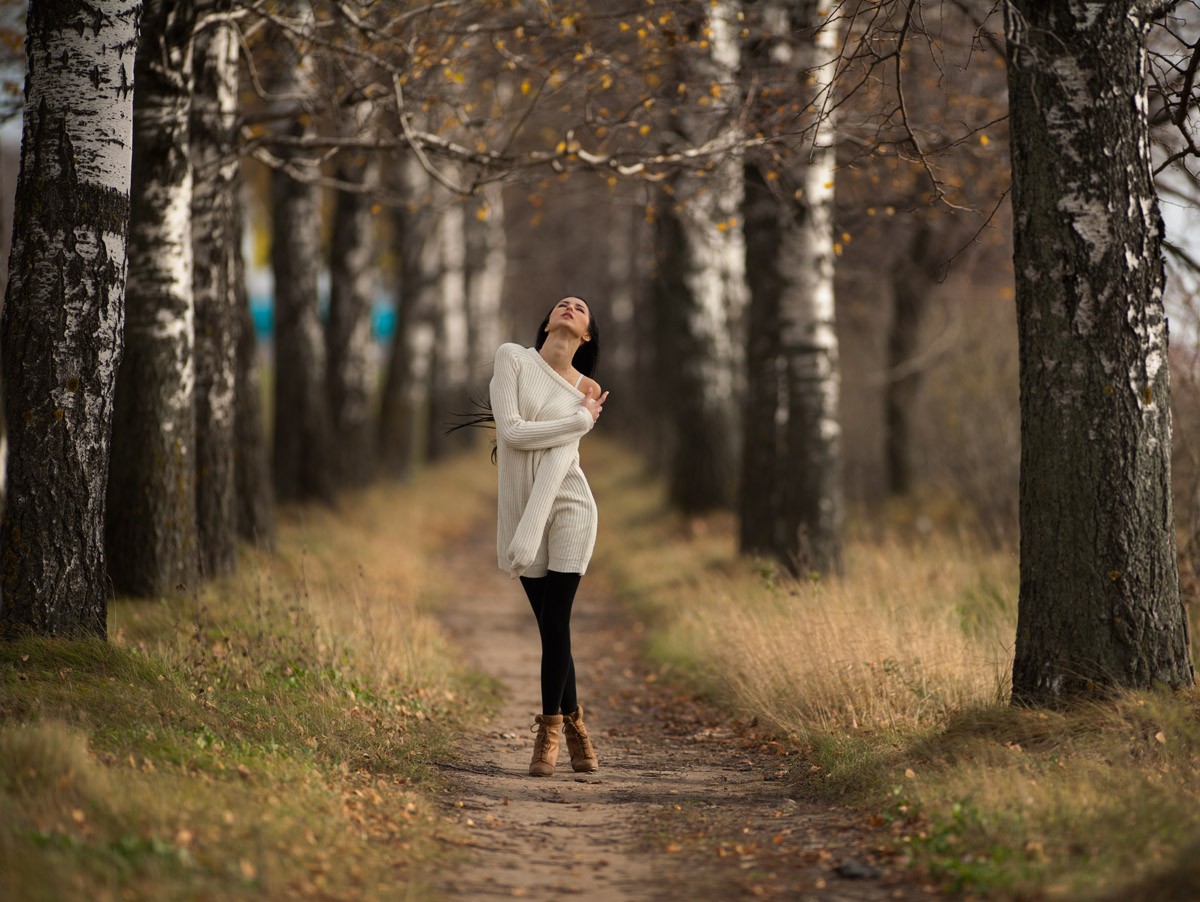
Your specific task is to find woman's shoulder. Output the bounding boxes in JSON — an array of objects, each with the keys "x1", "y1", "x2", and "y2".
[
  {"x1": 578, "y1": 375, "x2": 602, "y2": 397},
  {"x1": 495, "y1": 342, "x2": 532, "y2": 365}
]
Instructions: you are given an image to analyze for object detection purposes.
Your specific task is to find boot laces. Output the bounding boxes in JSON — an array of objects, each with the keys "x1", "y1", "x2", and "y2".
[{"x1": 530, "y1": 722, "x2": 554, "y2": 762}]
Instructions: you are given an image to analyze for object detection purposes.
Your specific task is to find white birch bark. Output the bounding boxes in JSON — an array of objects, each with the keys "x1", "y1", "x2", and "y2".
[
  {"x1": 465, "y1": 183, "x2": 507, "y2": 388},
  {"x1": 739, "y1": 0, "x2": 843, "y2": 574},
  {"x1": 1, "y1": 0, "x2": 141, "y2": 635},
  {"x1": 191, "y1": 11, "x2": 240, "y2": 577},
  {"x1": 782, "y1": 0, "x2": 843, "y2": 574},
  {"x1": 107, "y1": 0, "x2": 198, "y2": 596},
  {"x1": 428, "y1": 181, "x2": 470, "y2": 459},
  {"x1": 656, "y1": 0, "x2": 746, "y2": 513}
]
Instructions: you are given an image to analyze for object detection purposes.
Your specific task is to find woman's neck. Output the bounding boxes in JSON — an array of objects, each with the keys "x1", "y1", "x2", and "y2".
[{"x1": 539, "y1": 332, "x2": 580, "y2": 375}]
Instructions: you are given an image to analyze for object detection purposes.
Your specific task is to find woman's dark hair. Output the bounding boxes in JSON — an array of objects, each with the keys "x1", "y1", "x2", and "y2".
[
  {"x1": 444, "y1": 298, "x2": 600, "y2": 462},
  {"x1": 535, "y1": 297, "x2": 601, "y2": 378}
]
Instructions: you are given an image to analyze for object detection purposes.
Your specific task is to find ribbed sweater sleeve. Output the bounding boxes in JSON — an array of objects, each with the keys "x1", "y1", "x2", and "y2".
[
  {"x1": 505, "y1": 443, "x2": 576, "y2": 576},
  {"x1": 490, "y1": 344, "x2": 593, "y2": 450}
]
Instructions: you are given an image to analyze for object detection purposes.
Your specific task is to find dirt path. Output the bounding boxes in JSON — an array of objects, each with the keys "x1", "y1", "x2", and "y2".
[{"x1": 431, "y1": 533, "x2": 932, "y2": 901}]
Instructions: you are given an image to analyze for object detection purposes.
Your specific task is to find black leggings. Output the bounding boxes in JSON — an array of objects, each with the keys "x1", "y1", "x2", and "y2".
[{"x1": 519, "y1": 570, "x2": 581, "y2": 716}]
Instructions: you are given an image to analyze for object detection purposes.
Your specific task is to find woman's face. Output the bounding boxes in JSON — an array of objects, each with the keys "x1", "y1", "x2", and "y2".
[{"x1": 547, "y1": 297, "x2": 591, "y2": 341}]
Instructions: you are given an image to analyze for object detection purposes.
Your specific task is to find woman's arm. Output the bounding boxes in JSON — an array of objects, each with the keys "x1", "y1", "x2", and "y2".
[{"x1": 490, "y1": 344, "x2": 594, "y2": 451}]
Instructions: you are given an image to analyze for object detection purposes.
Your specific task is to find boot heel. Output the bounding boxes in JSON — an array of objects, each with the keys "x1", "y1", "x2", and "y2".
[{"x1": 563, "y1": 705, "x2": 599, "y2": 773}]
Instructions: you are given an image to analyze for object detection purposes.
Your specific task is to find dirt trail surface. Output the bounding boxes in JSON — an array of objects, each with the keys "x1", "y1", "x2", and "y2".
[{"x1": 431, "y1": 534, "x2": 933, "y2": 901}]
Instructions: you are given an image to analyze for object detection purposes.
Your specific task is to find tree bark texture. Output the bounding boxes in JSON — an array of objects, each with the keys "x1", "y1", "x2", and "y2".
[
  {"x1": 738, "y1": 0, "x2": 843, "y2": 575},
  {"x1": 464, "y1": 184, "x2": 506, "y2": 392},
  {"x1": 426, "y1": 187, "x2": 471, "y2": 460},
  {"x1": 1006, "y1": 1, "x2": 1193, "y2": 703},
  {"x1": 885, "y1": 223, "x2": 934, "y2": 498},
  {"x1": 190, "y1": 11, "x2": 239, "y2": 577},
  {"x1": 1, "y1": 0, "x2": 142, "y2": 635},
  {"x1": 271, "y1": 138, "x2": 335, "y2": 504},
  {"x1": 327, "y1": 157, "x2": 378, "y2": 488},
  {"x1": 233, "y1": 197, "x2": 276, "y2": 547},
  {"x1": 378, "y1": 156, "x2": 438, "y2": 477},
  {"x1": 107, "y1": 0, "x2": 197, "y2": 597},
  {"x1": 740, "y1": 162, "x2": 783, "y2": 555},
  {"x1": 603, "y1": 203, "x2": 645, "y2": 437},
  {"x1": 651, "y1": 1, "x2": 746, "y2": 515}
]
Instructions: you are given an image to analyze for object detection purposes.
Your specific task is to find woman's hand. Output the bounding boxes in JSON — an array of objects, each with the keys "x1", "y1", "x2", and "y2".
[{"x1": 583, "y1": 386, "x2": 609, "y2": 423}]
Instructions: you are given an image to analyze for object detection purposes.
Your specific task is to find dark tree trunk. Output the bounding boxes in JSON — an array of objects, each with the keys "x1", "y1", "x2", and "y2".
[
  {"x1": 190, "y1": 11, "x2": 239, "y2": 577},
  {"x1": 647, "y1": 3, "x2": 745, "y2": 516},
  {"x1": 233, "y1": 204, "x2": 276, "y2": 547},
  {"x1": 885, "y1": 224, "x2": 934, "y2": 498},
  {"x1": 378, "y1": 158, "x2": 438, "y2": 477},
  {"x1": 1006, "y1": 1, "x2": 1193, "y2": 704},
  {"x1": 0, "y1": 0, "x2": 142, "y2": 636},
  {"x1": 739, "y1": 163, "x2": 783, "y2": 555},
  {"x1": 650, "y1": 195, "x2": 737, "y2": 514},
  {"x1": 737, "y1": 0, "x2": 843, "y2": 575},
  {"x1": 271, "y1": 135, "x2": 335, "y2": 504},
  {"x1": 327, "y1": 160, "x2": 378, "y2": 489},
  {"x1": 106, "y1": 0, "x2": 198, "y2": 597}
]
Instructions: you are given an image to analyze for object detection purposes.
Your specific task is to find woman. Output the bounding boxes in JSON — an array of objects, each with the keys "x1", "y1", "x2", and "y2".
[{"x1": 489, "y1": 296, "x2": 609, "y2": 777}]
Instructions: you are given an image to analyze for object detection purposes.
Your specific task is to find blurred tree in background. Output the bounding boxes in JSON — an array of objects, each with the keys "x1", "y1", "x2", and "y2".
[{"x1": 1, "y1": 0, "x2": 1200, "y2": 703}]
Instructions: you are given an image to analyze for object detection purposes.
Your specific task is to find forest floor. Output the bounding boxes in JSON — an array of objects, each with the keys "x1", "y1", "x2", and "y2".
[{"x1": 428, "y1": 530, "x2": 935, "y2": 901}]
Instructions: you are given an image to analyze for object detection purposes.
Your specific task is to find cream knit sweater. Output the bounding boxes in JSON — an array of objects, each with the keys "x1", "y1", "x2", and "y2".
[{"x1": 490, "y1": 343, "x2": 598, "y2": 578}]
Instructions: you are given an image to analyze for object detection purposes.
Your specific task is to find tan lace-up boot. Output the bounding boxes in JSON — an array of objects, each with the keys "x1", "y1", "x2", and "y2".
[
  {"x1": 562, "y1": 705, "x2": 599, "y2": 772},
  {"x1": 528, "y1": 714, "x2": 564, "y2": 776}
]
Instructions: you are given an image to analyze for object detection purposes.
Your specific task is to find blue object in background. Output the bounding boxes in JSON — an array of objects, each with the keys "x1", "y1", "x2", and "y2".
[{"x1": 249, "y1": 294, "x2": 397, "y2": 342}]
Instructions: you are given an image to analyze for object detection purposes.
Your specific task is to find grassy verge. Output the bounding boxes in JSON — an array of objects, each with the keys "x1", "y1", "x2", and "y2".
[
  {"x1": 1, "y1": 453, "x2": 498, "y2": 901},
  {"x1": 587, "y1": 439, "x2": 1200, "y2": 899}
]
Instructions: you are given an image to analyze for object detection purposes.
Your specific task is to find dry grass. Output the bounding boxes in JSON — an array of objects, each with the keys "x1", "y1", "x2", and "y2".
[
  {"x1": 1, "y1": 449, "x2": 499, "y2": 901},
  {"x1": 585, "y1": 438, "x2": 1200, "y2": 898},
  {"x1": 680, "y1": 536, "x2": 1014, "y2": 733},
  {"x1": 588, "y1": 440, "x2": 1016, "y2": 735}
]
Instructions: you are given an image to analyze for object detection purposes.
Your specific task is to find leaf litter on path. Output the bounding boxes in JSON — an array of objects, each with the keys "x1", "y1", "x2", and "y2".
[{"x1": 429, "y1": 531, "x2": 939, "y2": 901}]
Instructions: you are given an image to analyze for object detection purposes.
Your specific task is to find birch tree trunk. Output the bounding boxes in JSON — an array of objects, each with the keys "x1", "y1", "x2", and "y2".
[
  {"x1": 190, "y1": 11, "x2": 240, "y2": 577},
  {"x1": 427, "y1": 190, "x2": 470, "y2": 459},
  {"x1": 0, "y1": 0, "x2": 142, "y2": 636},
  {"x1": 272, "y1": 142, "x2": 334, "y2": 503},
  {"x1": 327, "y1": 156, "x2": 378, "y2": 488},
  {"x1": 603, "y1": 202, "x2": 643, "y2": 436},
  {"x1": 1006, "y1": 0, "x2": 1193, "y2": 703},
  {"x1": 652, "y1": 1, "x2": 746, "y2": 514},
  {"x1": 739, "y1": 0, "x2": 843, "y2": 575},
  {"x1": 106, "y1": 0, "x2": 198, "y2": 597},
  {"x1": 465, "y1": 184, "x2": 506, "y2": 391},
  {"x1": 378, "y1": 156, "x2": 438, "y2": 476}
]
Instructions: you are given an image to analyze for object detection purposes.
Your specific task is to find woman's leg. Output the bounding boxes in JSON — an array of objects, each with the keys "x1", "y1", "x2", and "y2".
[
  {"x1": 519, "y1": 574, "x2": 579, "y2": 715},
  {"x1": 524, "y1": 570, "x2": 581, "y2": 716}
]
